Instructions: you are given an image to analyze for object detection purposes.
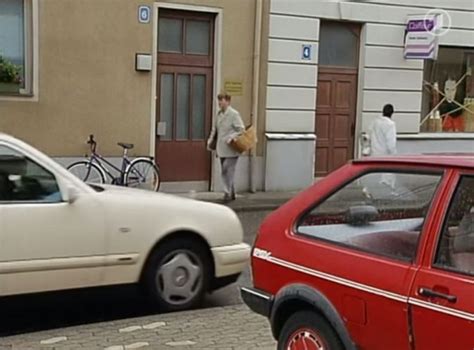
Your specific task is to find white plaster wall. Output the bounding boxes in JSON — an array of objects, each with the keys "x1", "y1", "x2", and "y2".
[
  {"x1": 269, "y1": 0, "x2": 474, "y2": 136},
  {"x1": 265, "y1": 0, "x2": 474, "y2": 191},
  {"x1": 397, "y1": 139, "x2": 474, "y2": 154},
  {"x1": 266, "y1": 110, "x2": 315, "y2": 133},
  {"x1": 267, "y1": 14, "x2": 319, "y2": 134}
]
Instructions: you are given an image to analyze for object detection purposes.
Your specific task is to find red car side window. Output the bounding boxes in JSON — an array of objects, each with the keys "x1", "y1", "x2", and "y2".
[
  {"x1": 297, "y1": 171, "x2": 442, "y2": 261},
  {"x1": 434, "y1": 175, "x2": 474, "y2": 276}
]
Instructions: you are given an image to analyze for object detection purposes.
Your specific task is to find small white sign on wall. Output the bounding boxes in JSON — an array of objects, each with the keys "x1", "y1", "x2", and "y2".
[
  {"x1": 302, "y1": 44, "x2": 312, "y2": 60},
  {"x1": 138, "y1": 5, "x2": 151, "y2": 24}
]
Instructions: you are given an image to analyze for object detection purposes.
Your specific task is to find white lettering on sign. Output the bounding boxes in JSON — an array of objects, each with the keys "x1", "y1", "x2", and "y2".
[
  {"x1": 253, "y1": 248, "x2": 272, "y2": 260},
  {"x1": 302, "y1": 44, "x2": 312, "y2": 60}
]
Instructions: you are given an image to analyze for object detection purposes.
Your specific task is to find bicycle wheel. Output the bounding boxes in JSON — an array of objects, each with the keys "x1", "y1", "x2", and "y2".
[
  {"x1": 125, "y1": 158, "x2": 160, "y2": 191},
  {"x1": 67, "y1": 161, "x2": 105, "y2": 184}
]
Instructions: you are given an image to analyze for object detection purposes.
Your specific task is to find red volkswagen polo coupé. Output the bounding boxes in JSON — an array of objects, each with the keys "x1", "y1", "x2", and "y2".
[{"x1": 242, "y1": 155, "x2": 473, "y2": 350}]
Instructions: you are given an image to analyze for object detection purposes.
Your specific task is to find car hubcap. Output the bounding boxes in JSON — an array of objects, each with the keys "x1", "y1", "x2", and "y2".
[
  {"x1": 156, "y1": 251, "x2": 202, "y2": 306},
  {"x1": 286, "y1": 328, "x2": 326, "y2": 350}
]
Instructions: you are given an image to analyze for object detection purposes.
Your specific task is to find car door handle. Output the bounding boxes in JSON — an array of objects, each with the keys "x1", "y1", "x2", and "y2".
[{"x1": 418, "y1": 287, "x2": 457, "y2": 303}]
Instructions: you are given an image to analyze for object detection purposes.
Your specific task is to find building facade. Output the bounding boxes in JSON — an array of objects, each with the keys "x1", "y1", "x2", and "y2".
[
  {"x1": 1, "y1": 0, "x2": 473, "y2": 192},
  {"x1": 264, "y1": 0, "x2": 474, "y2": 190}
]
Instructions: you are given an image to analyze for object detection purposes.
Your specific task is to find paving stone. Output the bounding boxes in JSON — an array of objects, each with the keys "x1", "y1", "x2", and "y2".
[
  {"x1": 119, "y1": 326, "x2": 142, "y2": 333},
  {"x1": 40, "y1": 336, "x2": 68, "y2": 345},
  {"x1": 124, "y1": 343, "x2": 149, "y2": 349},
  {"x1": 142, "y1": 322, "x2": 166, "y2": 330},
  {"x1": 165, "y1": 340, "x2": 197, "y2": 346},
  {"x1": 0, "y1": 305, "x2": 276, "y2": 349}
]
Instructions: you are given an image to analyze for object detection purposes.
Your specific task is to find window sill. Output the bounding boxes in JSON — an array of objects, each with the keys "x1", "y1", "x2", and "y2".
[
  {"x1": 0, "y1": 93, "x2": 36, "y2": 102},
  {"x1": 397, "y1": 133, "x2": 474, "y2": 140}
]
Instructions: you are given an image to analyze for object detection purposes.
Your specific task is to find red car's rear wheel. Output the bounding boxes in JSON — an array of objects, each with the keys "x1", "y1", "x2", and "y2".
[
  {"x1": 278, "y1": 311, "x2": 343, "y2": 350},
  {"x1": 286, "y1": 327, "x2": 327, "y2": 350}
]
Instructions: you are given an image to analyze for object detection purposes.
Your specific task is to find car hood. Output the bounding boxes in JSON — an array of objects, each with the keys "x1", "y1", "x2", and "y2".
[
  {"x1": 97, "y1": 184, "x2": 223, "y2": 210},
  {"x1": 95, "y1": 184, "x2": 243, "y2": 246}
]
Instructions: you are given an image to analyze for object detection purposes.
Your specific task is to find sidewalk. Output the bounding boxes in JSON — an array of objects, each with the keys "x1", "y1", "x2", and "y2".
[
  {"x1": 177, "y1": 191, "x2": 299, "y2": 212},
  {"x1": 0, "y1": 305, "x2": 276, "y2": 350}
]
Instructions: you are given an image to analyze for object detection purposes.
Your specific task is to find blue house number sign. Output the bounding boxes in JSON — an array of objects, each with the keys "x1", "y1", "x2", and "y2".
[
  {"x1": 302, "y1": 44, "x2": 312, "y2": 60},
  {"x1": 138, "y1": 5, "x2": 151, "y2": 24}
]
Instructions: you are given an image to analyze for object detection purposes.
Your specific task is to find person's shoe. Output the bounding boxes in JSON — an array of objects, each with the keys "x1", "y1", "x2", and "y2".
[
  {"x1": 223, "y1": 193, "x2": 231, "y2": 202},
  {"x1": 231, "y1": 192, "x2": 236, "y2": 201}
]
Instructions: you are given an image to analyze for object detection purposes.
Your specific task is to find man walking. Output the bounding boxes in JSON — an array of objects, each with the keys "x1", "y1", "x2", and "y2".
[
  {"x1": 369, "y1": 104, "x2": 397, "y2": 156},
  {"x1": 368, "y1": 104, "x2": 397, "y2": 191},
  {"x1": 207, "y1": 93, "x2": 244, "y2": 202}
]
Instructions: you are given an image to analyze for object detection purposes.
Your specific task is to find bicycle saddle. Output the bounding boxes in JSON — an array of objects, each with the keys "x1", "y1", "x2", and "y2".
[{"x1": 118, "y1": 142, "x2": 134, "y2": 149}]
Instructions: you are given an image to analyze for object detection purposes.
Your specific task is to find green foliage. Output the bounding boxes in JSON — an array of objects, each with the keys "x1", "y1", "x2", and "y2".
[{"x1": 0, "y1": 55, "x2": 22, "y2": 84}]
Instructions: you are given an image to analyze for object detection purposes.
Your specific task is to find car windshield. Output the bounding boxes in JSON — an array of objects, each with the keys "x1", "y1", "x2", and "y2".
[{"x1": 298, "y1": 172, "x2": 442, "y2": 261}]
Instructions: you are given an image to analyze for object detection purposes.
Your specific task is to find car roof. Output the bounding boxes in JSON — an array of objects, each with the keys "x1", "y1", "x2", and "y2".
[{"x1": 353, "y1": 154, "x2": 474, "y2": 168}]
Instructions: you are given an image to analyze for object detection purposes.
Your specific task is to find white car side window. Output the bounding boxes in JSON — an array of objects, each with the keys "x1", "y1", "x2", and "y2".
[
  {"x1": 298, "y1": 172, "x2": 442, "y2": 261},
  {"x1": 0, "y1": 145, "x2": 62, "y2": 203}
]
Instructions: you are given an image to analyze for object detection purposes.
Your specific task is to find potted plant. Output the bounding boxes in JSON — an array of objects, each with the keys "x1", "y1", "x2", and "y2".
[{"x1": 0, "y1": 54, "x2": 22, "y2": 93}]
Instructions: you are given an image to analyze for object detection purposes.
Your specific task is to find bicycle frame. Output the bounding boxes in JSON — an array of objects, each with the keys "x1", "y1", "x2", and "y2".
[
  {"x1": 88, "y1": 152, "x2": 131, "y2": 185},
  {"x1": 79, "y1": 135, "x2": 157, "y2": 187}
]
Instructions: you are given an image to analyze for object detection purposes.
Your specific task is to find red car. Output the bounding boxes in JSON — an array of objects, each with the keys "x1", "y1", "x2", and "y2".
[{"x1": 242, "y1": 155, "x2": 474, "y2": 350}]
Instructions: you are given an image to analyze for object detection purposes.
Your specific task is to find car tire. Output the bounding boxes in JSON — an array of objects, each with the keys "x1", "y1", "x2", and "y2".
[
  {"x1": 278, "y1": 310, "x2": 344, "y2": 350},
  {"x1": 142, "y1": 237, "x2": 211, "y2": 312}
]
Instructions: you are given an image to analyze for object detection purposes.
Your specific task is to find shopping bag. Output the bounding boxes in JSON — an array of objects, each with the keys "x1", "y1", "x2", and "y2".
[{"x1": 231, "y1": 125, "x2": 257, "y2": 153}]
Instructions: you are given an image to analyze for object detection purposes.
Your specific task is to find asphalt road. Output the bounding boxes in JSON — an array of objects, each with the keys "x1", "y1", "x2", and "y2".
[{"x1": 0, "y1": 210, "x2": 271, "y2": 337}]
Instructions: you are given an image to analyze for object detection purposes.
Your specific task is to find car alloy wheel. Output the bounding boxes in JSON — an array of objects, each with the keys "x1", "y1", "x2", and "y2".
[
  {"x1": 286, "y1": 327, "x2": 327, "y2": 350},
  {"x1": 278, "y1": 311, "x2": 343, "y2": 350},
  {"x1": 156, "y1": 249, "x2": 203, "y2": 306}
]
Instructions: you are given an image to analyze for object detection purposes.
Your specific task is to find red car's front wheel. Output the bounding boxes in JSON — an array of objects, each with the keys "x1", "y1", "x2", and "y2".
[{"x1": 278, "y1": 311, "x2": 343, "y2": 350}]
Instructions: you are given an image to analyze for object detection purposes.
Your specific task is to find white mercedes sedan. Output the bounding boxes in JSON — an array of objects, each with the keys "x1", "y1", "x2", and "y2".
[{"x1": 0, "y1": 133, "x2": 250, "y2": 311}]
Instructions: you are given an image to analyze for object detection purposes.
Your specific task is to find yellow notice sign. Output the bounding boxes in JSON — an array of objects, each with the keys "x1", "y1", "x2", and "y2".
[{"x1": 224, "y1": 80, "x2": 243, "y2": 96}]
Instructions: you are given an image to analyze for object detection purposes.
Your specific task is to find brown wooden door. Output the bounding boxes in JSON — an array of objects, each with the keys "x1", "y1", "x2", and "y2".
[
  {"x1": 315, "y1": 21, "x2": 360, "y2": 176},
  {"x1": 156, "y1": 10, "x2": 214, "y2": 182},
  {"x1": 315, "y1": 68, "x2": 357, "y2": 176},
  {"x1": 156, "y1": 66, "x2": 212, "y2": 181}
]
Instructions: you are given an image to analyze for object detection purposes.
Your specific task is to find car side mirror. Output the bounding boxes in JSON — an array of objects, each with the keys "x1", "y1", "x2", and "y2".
[
  {"x1": 64, "y1": 186, "x2": 80, "y2": 204},
  {"x1": 346, "y1": 205, "x2": 378, "y2": 226}
]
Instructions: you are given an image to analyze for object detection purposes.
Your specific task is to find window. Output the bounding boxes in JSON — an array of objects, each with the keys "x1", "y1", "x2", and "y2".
[
  {"x1": 185, "y1": 20, "x2": 210, "y2": 55},
  {"x1": 318, "y1": 21, "x2": 359, "y2": 67},
  {"x1": 158, "y1": 10, "x2": 213, "y2": 64},
  {"x1": 435, "y1": 176, "x2": 474, "y2": 276},
  {"x1": 0, "y1": 0, "x2": 33, "y2": 95},
  {"x1": 158, "y1": 72, "x2": 209, "y2": 141},
  {"x1": 0, "y1": 145, "x2": 61, "y2": 203},
  {"x1": 297, "y1": 171, "x2": 442, "y2": 261},
  {"x1": 421, "y1": 47, "x2": 474, "y2": 133},
  {"x1": 158, "y1": 17, "x2": 183, "y2": 53}
]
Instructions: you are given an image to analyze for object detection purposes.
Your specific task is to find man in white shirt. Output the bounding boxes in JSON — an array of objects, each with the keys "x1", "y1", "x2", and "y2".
[
  {"x1": 368, "y1": 104, "x2": 397, "y2": 191},
  {"x1": 369, "y1": 104, "x2": 397, "y2": 156}
]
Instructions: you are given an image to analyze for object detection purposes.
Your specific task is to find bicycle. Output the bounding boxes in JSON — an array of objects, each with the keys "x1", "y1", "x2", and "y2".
[{"x1": 67, "y1": 135, "x2": 160, "y2": 191}]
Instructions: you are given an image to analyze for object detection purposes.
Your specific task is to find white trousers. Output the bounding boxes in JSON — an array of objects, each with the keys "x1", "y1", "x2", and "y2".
[{"x1": 220, "y1": 157, "x2": 238, "y2": 195}]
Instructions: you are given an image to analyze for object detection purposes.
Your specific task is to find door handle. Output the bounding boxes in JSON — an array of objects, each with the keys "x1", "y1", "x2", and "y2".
[{"x1": 418, "y1": 287, "x2": 457, "y2": 303}]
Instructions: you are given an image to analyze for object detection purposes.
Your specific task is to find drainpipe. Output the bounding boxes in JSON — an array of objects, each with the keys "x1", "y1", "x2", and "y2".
[{"x1": 250, "y1": 0, "x2": 263, "y2": 193}]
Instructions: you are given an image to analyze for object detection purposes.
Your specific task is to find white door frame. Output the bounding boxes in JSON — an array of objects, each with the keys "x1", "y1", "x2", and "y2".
[{"x1": 150, "y1": 3, "x2": 223, "y2": 191}]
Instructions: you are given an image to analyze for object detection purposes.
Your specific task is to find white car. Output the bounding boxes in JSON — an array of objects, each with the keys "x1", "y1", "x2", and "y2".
[{"x1": 0, "y1": 133, "x2": 250, "y2": 311}]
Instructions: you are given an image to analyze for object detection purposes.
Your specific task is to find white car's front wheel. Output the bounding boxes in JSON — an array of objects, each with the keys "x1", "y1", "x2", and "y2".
[{"x1": 143, "y1": 237, "x2": 210, "y2": 311}]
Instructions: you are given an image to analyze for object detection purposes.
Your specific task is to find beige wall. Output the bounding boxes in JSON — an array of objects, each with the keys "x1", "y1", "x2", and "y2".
[
  {"x1": 1, "y1": 0, "x2": 153, "y2": 156},
  {"x1": 0, "y1": 0, "x2": 267, "y2": 158}
]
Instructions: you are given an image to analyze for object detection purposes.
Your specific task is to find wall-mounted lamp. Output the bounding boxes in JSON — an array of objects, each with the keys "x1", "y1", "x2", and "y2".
[{"x1": 135, "y1": 53, "x2": 152, "y2": 72}]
